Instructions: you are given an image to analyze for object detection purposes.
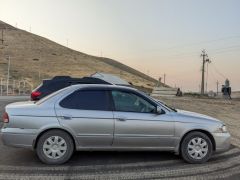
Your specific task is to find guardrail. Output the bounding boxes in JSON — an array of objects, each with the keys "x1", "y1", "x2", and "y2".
[{"x1": 151, "y1": 87, "x2": 178, "y2": 97}]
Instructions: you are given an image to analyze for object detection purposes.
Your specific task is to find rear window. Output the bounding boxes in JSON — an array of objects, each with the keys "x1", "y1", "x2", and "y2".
[
  {"x1": 32, "y1": 83, "x2": 43, "y2": 92},
  {"x1": 36, "y1": 87, "x2": 69, "y2": 105},
  {"x1": 60, "y1": 90, "x2": 110, "y2": 111}
]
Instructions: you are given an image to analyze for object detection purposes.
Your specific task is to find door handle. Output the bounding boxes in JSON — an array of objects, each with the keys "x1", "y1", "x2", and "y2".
[
  {"x1": 116, "y1": 117, "x2": 127, "y2": 121},
  {"x1": 60, "y1": 115, "x2": 72, "y2": 120}
]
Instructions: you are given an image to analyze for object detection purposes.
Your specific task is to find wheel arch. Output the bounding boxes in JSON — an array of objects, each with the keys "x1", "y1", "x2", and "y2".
[
  {"x1": 178, "y1": 129, "x2": 216, "y2": 154},
  {"x1": 33, "y1": 128, "x2": 77, "y2": 150}
]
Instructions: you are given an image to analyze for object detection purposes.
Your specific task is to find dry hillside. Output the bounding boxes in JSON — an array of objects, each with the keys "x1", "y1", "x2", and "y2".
[{"x1": 0, "y1": 20, "x2": 161, "y2": 89}]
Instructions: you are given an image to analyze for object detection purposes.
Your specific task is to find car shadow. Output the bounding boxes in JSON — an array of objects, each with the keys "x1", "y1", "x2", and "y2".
[{"x1": 0, "y1": 147, "x2": 181, "y2": 167}]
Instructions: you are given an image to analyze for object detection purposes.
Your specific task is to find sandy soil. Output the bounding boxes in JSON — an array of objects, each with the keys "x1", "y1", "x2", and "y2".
[{"x1": 157, "y1": 96, "x2": 240, "y2": 147}]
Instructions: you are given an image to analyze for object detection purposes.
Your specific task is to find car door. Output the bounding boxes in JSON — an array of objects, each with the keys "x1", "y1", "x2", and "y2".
[
  {"x1": 111, "y1": 90, "x2": 175, "y2": 148},
  {"x1": 55, "y1": 89, "x2": 114, "y2": 147}
]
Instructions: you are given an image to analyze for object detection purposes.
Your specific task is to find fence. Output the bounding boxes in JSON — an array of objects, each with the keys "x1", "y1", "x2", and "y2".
[{"x1": 0, "y1": 78, "x2": 33, "y2": 96}]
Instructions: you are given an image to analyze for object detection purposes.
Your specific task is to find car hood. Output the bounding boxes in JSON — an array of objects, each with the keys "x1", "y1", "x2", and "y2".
[{"x1": 176, "y1": 109, "x2": 221, "y2": 123}]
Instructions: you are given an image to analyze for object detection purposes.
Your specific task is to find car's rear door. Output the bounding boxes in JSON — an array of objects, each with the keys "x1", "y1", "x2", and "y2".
[
  {"x1": 111, "y1": 90, "x2": 175, "y2": 148},
  {"x1": 55, "y1": 89, "x2": 114, "y2": 147}
]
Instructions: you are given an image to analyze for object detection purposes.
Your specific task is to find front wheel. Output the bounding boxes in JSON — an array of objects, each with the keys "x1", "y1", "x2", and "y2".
[
  {"x1": 180, "y1": 131, "x2": 213, "y2": 164},
  {"x1": 36, "y1": 130, "x2": 74, "y2": 165}
]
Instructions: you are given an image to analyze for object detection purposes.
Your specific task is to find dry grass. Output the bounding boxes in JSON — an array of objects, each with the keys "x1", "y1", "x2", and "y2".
[{"x1": 0, "y1": 21, "x2": 159, "y2": 89}]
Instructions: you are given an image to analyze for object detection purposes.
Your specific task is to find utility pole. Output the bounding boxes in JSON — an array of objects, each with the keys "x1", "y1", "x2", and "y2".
[
  {"x1": 216, "y1": 81, "x2": 219, "y2": 95},
  {"x1": 18, "y1": 81, "x2": 21, "y2": 95},
  {"x1": 200, "y1": 50, "x2": 210, "y2": 95},
  {"x1": 163, "y1": 73, "x2": 166, "y2": 85},
  {"x1": 13, "y1": 80, "x2": 15, "y2": 95},
  {"x1": 38, "y1": 71, "x2": 41, "y2": 81},
  {"x1": 147, "y1": 70, "x2": 149, "y2": 76},
  {"x1": 1, "y1": 29, "x2": 3, "y2": 44},
  {"x1": 205, "y1": 58, "x2": 211, "y2": 93},
  {"x1": 0, "y1": 78, "x2": 2, "y2": 96},
  {"x1": 23, "y1": 80, "x2": 26, "y2": 95},
  {"x1": 6, "y1": 55, "x2": 10, "y2": 96}
]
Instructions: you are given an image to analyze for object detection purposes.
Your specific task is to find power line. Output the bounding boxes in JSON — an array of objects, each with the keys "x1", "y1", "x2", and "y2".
[
  {"x1": 210, "y1": 44, "x2": 240, "y2": 52},
  {"x1": 211, "y1": 62, "x2": 226, "y2": 79},
  {"x1": 163, "y1": 73, "x2": 166, "y2": 84},
  {"x1": 146, "y1": 35, "x2": 240, "y2": 52},
  {"x1": 178, "y1": 45, "x2": 240, "y2": 56},
  {"x1": 210, "y1": 47, "x2": 240, "y2": 55},
  {"x1": 144, "y1": 44, "x2": 240, "y2": 60},
  {"x1": 208, "y1": 64, "x2": 218, "y2": 82}
]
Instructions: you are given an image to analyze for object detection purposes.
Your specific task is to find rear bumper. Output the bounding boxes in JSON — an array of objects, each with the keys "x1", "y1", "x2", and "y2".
[
  {"x1": 0, "y1": 128, "x2": 36, "y2": 149},
  {"x1": 213, "y1": 132, "x2": 231, "y2": 152}
]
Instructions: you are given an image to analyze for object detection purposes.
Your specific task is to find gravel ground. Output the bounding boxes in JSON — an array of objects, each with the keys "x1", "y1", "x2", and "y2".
[{"x1": 0, "y1": 96, "x2": 240, "y2": 180}]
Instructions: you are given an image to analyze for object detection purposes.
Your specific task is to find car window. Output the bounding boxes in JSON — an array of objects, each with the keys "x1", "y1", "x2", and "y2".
[
  {"x1": 60, "y1": 90, "x2": 110, "y2": 111},
  {"x1": 111, "y1": 90, "x2": 156, "y2": 113},
  {"x1": 36, "y1": 87, "x2": 70, "y2": 105}
]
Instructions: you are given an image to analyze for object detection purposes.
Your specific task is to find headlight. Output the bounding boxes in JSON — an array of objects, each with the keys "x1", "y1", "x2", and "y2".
[{"x1": 215, "y1": 124, "x2": 228, "y2": 133}]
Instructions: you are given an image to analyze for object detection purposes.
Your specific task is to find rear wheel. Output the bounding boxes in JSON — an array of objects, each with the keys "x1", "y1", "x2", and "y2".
[
  {"x1": 36, "y1": 130, "x2": 74, "y2": 165},
  {"x1": 180, "y1": 131, "x2": 213, "y2": 163}
]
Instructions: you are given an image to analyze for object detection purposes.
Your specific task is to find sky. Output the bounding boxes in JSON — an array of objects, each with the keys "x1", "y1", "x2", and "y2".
[{"x1": 0, "y1": 0, "x2": 240, "y2": 91}]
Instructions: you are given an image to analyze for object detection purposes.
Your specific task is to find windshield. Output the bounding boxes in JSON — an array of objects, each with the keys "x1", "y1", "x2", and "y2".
[{"x1": 156, "y1": 99, "x2": 177, "y2": 112}]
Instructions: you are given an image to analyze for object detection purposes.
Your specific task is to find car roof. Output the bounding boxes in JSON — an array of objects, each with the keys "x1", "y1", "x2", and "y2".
[
  {"x1": 42, "y1": 76, "x2": 111, "y2": 85},
  {"x1": 70, "y1": 84, "x2": 138, "y2": 92}
]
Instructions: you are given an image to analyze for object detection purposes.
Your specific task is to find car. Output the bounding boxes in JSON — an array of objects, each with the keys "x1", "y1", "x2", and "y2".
[
  {"x1": 31, "y1": 76, "x2": 111, "y2": 101},
  {"x1": 1, "y1": 84, "x2": 231, "y2": 165}
]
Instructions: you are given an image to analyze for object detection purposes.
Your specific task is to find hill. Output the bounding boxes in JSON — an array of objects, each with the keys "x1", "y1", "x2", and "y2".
[{"x1": 0, "y1": 20, "x2": 162, "y2": 90}]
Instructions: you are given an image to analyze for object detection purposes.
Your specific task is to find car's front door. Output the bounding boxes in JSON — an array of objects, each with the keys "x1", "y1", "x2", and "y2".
[
  {"x1": 111, "y1": 90, "x2": 175, "y2": 148},
  {"x1": 55, "y1": 89, "x2": 114, "y2": 147}
]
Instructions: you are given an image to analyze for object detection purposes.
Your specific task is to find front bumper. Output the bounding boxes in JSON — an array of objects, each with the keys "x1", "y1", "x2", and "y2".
[
  {"x1": 213, "y1": 132, "x2": 231, "y2": 152},
  {"x1": 0, "y1": 128, "x2": 36, "y2": 149}
]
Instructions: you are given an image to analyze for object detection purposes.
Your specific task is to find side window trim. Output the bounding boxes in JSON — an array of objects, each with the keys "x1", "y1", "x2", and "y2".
[{"x1": 106, "y1": 90, "x2": 115, "y2": 111}]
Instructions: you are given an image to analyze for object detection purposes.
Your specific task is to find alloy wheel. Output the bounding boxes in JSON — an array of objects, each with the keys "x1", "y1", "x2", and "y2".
[
  {"x1": 43, "y1": 136, "x2": 67, "y2": 159},
  {"x1": 187, "y1": 137, "x2": 208, "y2": 160}
]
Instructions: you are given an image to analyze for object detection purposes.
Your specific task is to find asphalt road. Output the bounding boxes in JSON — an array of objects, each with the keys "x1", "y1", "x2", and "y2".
[{"x1": 0, "y1": 97, "x2": 240, "y2": 180}]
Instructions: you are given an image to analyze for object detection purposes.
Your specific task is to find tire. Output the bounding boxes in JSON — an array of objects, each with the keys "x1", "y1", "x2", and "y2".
[
  {"x1": 180, "y1": 131, "x2": 213, "y2": 164},
  {"x1": 36, "y1": 130, "x2": 74, "y2": 165}
]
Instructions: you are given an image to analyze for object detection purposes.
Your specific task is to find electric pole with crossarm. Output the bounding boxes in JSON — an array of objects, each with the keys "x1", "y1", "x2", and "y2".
[{"x1": 200, "y1": 50, "x2": 210, "y2": 95}]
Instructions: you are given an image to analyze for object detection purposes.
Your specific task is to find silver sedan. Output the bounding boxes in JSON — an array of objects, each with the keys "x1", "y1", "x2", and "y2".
[{"x1": 1, "y1": 84, "x2": 231, "y2": 164}]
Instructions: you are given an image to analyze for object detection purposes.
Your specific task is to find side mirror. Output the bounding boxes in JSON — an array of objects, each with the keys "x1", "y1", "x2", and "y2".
[{"x1": 156, "y1": 106, "x2": 164, "y2": 114}]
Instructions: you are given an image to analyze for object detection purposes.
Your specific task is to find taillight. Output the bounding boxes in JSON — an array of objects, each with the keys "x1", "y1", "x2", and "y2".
[
  {"x1": 2, "y1": 112, "x2": 9, "y2": 123},
  {"x1": 31, "y1": 91, "x2": 41, "y2": 101}
]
